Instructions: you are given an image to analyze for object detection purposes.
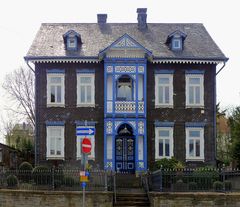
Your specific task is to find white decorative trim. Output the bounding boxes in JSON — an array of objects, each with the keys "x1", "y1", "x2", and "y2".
[
  {"x1": 128, "y1": 121, "x2": 136, "y2": 130},
  {"x1": 138, "y1": 66, "x2": 144, "y2": 73},
  {"x1": 30, "y1": 58, "x2": 99, "y2": 64},
  {"x1": 152, "y1": 59, "x2": 222, "y2": 64},
  {"x1": 138, "y1": 121, "x2": 144, "y2": 134},
  {"x1": 106, "y1": 66, "x2": 113, "y2": 73},
  {"x1": 115, "y1": 66, "x2": 136, "y2": 73},
  {"x1": 106, "y1": 121, "x2": 113, "y2": 134}
]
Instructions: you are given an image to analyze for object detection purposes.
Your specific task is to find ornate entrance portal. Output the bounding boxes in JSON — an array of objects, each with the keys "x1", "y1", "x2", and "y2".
[{"x1": 115, "y1": 124, "x2": 135, "y2": 173}]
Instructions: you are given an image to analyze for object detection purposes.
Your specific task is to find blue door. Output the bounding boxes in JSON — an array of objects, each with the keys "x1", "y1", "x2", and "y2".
[{"x1": 115, "y1": 136, "x2": 135, "y2": 173}]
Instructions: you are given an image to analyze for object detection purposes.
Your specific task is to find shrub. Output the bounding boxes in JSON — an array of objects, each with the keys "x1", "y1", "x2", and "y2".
[
  {"x1": 64, "y1": 176, "x2": 75, "y2": 187},
  {"x1": 154, "y1": 158, "x2": 185, "y2": 170},
  {"x1": 7, "y1": 175, "x2": 18, "y2": 187},
  {"x1": 191, "y1": 167, "x2": 219, "y2": 190},
  {"x1": 32, "y1": 166, "x2": 51, "y2": 185},
  {"x1": 213, "y1": 181, "x2": 223, "y2": 191},
  {"x1": 19, "y1": 162, "x2": 33, "y2": 171},
  {"x1": 224, "y1": 180, "x2": 232, "y2": 191},
  {"x1": 19, "y1": 162, "x2": 33, "y2": 182}
]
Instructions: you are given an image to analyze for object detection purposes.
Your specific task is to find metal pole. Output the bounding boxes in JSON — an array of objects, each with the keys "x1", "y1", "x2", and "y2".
[{"x1": 82, "y1": 184, "x2": 85, "y2": 207}]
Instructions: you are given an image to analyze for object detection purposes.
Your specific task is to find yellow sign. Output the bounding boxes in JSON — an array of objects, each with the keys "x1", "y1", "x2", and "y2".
[{"x1": 80, "y1": 175, "x2": 89, "y2": 182}]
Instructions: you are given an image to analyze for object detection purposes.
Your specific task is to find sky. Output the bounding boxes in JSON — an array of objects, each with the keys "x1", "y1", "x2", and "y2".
[{"x1": 0, "y1": 0, "x2": 239, "y2": 141}]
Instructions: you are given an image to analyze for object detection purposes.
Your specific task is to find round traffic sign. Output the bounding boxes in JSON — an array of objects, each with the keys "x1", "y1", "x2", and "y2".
[{"x1": 82, "y1": 137, "x2": 92, "y2": 154}]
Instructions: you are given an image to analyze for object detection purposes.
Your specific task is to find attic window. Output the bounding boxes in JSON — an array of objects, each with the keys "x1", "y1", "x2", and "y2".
[
  {"x1": 166, "y1": 30, "x2": 187, "y2": 51},
  {"x1": 63, "y1": 30, "x2": 81, "y2": 51},
  {"x1": 172, "y1": 38, "x2": 181, "y2": 50},
  {"x1": 67, "y1": 36, "x2": 77, "y2": 49}
]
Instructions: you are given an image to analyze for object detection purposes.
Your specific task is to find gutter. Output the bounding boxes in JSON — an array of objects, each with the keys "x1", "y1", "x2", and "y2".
[
  {"x1": 25, "y1": 59, "x2": 37, "y2": 166},
  {"x1": 214, "y1": 60, "x2": 227, "y2": 165}
]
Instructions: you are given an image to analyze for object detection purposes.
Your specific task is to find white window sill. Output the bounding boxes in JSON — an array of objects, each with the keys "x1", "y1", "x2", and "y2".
[
  {"x1": 46, "y1": 157, "x2": 65, "y2": 160},
  {"x1": 47, "y1": 103, "x2": 65, "y2": 107},
  {"x1": 77, "y1": 104, "x2": 95, "y2": 108},
  {"x1": 186, "y1": 158, "x2": 204, "y2": 162},
  {"x1": 186, "y1": 105, "x2": 204, "y2": 109},
  {"x1": 155, "y1": 156, "x2": 172, "y2": 160},
  {"x1": 155, "y1": 105, "x2": 173, "y2": 109}
]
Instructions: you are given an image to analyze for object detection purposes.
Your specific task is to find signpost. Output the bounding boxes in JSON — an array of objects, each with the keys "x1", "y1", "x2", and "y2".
[
  {"x1": 76, "y1": 126, "x2": 94, "y2": 207},
  {"x1": 80, "y1": 137, "x2": 92, "y2": 207}
]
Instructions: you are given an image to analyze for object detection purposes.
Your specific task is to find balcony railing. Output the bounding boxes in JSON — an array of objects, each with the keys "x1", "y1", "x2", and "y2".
[{"x1": 106, "y1": 101, "x2": 144, "y2": 114}]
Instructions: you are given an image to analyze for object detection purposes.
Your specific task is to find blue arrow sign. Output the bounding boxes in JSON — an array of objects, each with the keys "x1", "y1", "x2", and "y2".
[{"x1": 76, "y1": 127, "x2": 95, "y2": 136}]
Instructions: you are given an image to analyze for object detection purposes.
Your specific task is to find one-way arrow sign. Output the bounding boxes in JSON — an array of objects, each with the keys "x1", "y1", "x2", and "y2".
[{"x1": 76, "y1": 127, "x2": 95, "y2": 136}]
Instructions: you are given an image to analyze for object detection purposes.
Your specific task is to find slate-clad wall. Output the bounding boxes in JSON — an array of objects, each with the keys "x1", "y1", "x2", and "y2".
[
  {"x1": 35, "y1": 62, "x2": 104, "y2": 167},
  {"x1": 35, "y1": 61, "x2": 216, "y2": 168},
  {"x1": 147, "y1": 63, "x2": 216, "y2": 168}
]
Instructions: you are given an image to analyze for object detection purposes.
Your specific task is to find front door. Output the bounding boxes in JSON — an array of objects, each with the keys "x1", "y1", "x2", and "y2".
[{"x1": 115, "y1": 136, "x2": 135, "y2": 173}]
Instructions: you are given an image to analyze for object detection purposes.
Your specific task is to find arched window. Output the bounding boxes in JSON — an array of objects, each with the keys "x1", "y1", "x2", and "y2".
[{"x1": 117, "y1": 75, "x2": 133, "y2": 101}]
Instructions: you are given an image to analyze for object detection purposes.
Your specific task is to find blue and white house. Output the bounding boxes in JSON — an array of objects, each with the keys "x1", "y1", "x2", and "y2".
[{"x1": 25, "y1": 8, "x2": 228, "y2": 172}]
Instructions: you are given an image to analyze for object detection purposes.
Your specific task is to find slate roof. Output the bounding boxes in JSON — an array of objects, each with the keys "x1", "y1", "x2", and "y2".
[{"x1": 25, "y1": 23, "x2": 228, "y2": 61}]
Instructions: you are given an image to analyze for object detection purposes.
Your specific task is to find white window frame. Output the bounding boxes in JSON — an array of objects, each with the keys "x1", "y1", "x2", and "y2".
[
  {"x1": 77, "y1": 73, "x2": 95, "y2": 107},
  {"x1": 155, "y1": 127, "x2": 174, "y2": 159},
  {"x1": 186, "y1": 74, "x2": 204, "y2": 108},
  {"x1": 172, "y1": 39, "x2": 181, "y2": 49},
  {"x1": 67, "y1": 36, "x2": 77, "y2": 49},
  {"x1": 46, "y1": 126, "x2": 65, "y2": 160},
  {"x1": 76, "y1": 126, "x2": 95, "y2": 160},
  {"x1": 47, "y1": 73, "x2": 65, "y2": 107},
  {"x1": 186, "y1": 127, "x2": 204, "y2": 161},
  {"x1": 155, "y1": 74, "x2": 173, "y2": 108}
]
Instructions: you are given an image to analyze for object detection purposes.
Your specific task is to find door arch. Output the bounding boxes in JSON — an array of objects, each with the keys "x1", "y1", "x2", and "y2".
[{"x1": 115, "y1": 123, "x2": 135, "y2": 173}]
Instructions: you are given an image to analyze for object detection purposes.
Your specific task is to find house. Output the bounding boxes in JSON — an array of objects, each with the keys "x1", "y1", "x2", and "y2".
[
  {"x1": 0, "y1": 143, "x2": 21, "y2": 170},
  {"x1": 25, "y1": 8, "x2": 228, "y2": 172}
]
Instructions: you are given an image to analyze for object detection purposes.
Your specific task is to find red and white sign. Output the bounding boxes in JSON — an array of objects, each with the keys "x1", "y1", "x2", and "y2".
[{"x1": 82, "y1": 137, "x2": 92, "y2": 154}]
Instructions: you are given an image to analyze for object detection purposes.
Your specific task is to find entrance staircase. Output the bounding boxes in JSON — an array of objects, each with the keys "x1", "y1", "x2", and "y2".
[{"x1": 113, "y1": 173, "x2": 150, "y2": 207}]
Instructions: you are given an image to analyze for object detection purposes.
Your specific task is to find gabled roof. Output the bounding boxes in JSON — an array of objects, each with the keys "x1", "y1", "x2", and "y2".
[
  {"x1": 25, "y1": 23, "x2": 228, "y2": 62},
  {"x1": 166, "y1": 30, "x2": 187, "y2": 44},
  {"x1": 99, "y1": 33, "x2": 152, "y2": 59}
]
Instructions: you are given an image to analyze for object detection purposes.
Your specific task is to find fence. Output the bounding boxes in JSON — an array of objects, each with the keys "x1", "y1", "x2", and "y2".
[
  {"x1": 146, "y1": 167, "x2": 240, "y2": 192},
  {"x1": 0, "y1": 168, "x2": 114, "y2": 191}
]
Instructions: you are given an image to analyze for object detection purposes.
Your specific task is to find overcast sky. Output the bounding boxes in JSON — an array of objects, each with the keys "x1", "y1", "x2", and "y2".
[{"x1": 0, "y1": 0, "x2": 239, "y2": 141}]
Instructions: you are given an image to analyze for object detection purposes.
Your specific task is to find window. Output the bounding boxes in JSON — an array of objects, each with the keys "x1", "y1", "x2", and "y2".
[
  {"x1": 155, "y1": 127, "x2": 173, "y2": 159},
  {"x1": 67, "y1": 36, "x2": 77, "y2": 49},
  {"x1": 155, "y1": 74, "x2": 173, "y2": 107},
  {"x1": 46, "y1": 126, "x2": 64, "y2": 159},
  {"x1": 186, "y1": 74, "x2": 204, "y2": 107},
  {"x1": 47, "y1": 73, "x2": 65, "y2": 106},
  {"x1": 186, "y1": 127, "x2": 204, "y2": 161},
  {"x1": 76, "y1": 126, "x2": 95, "y2": 160},
  {"x1": 117, "y1": 75, "x2": 133, "y2": 101},
  {"x1": 172, "y1": 38, "x2": 181, "y2": 50},
  {"x1": 77, "y1": 73, "x2": 95, "y2": 106}
]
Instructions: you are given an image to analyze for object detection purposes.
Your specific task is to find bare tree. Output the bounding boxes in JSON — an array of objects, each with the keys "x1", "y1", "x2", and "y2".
[{"x1": 2, "y1": 67, "x2": 35, "y2": 127}]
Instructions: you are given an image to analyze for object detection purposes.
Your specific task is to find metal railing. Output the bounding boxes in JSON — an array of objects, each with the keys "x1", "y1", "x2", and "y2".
[
  {"x1": 148, "y1": 167, "x2": 240, "y2": 192},
  {"x1": 0, "y1": 168, "x2": 113, "y2": 191}
]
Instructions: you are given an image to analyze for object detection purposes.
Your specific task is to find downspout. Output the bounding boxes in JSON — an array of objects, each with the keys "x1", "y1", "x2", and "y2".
[
  {"x1": 25, "y1": 60, "x2": 37, "y2": 166},
  {"x1": 214, "y1": 61, "x2": 226, "y2": 165}
]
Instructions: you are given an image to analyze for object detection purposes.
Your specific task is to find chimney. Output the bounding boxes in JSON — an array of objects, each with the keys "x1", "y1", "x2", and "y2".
[
  {"x1": 137, "y1": 8, "x2": 147, "y2": 29},
  {"x1": 97, "y1": 14, "x2": 107, "y2": 24}
]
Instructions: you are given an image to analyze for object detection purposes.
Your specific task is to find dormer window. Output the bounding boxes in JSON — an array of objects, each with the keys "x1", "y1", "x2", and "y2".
[
  {"x1": 67, "y1": 35, "x2": 77, "y2": 49},
  {"x1": 166, "y1": 30, "x2": 187, "y2": 51},
  {"x1": 172, "y1": 38, "x2": 181, "y2": 50},
  {"x1": 63, "y1": 30, "x2": 81, "y2": 51}
]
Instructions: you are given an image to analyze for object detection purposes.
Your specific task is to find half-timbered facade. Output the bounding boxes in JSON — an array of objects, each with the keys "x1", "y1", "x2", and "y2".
[{"x1": 25, "y1": 9, "x2": 228, "y2": 172}]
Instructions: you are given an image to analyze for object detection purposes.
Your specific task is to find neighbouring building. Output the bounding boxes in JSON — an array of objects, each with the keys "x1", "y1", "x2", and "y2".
[{"x1": 25, "y1": 8, "x2": 228, "y2": 172}]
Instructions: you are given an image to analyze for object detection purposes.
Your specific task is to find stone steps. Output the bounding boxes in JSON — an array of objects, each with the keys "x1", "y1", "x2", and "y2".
[{"x1": 114, "y1": 192, "x2": 150, "y2": 207}]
